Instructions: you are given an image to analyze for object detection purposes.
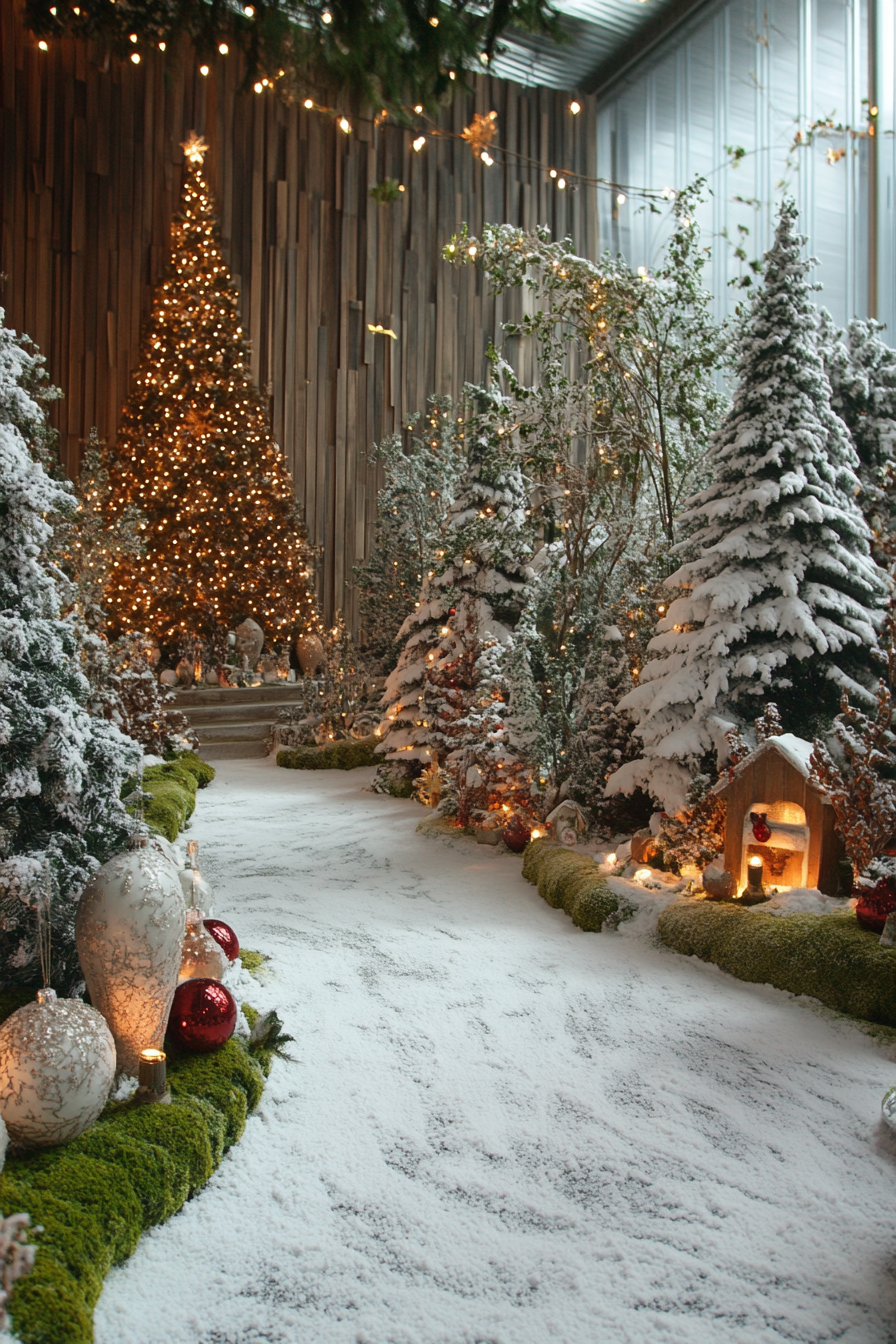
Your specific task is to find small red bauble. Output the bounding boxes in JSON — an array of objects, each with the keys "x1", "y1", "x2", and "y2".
[
  {"x1": 167, "y1": 978, "x2": 236, "y2": 1053},
  {"x1": 502, "y1": 816, "x2": 532, "y2": 853},
  {"x1": 750, "y1": 811, "x2": 771, "y2": 843},
  {"x1": 203, "y1": 918, "x2": 240, "y2": 962}
]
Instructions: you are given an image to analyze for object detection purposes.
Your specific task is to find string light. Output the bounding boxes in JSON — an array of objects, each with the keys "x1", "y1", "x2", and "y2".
[
  {"x1": 569, "y1": 100, "x2": 581, "y2": 115},
  {"x1": 413, "y1": 136, "x2": 426, "y2": 151},
  {"x1": 218, "y1": 42, "x2": 229, "y2": 54},
  {"x1": 131, "y1": 51, "x2": 141, "y2": 63},
  {"x1": 199, "y1": 63, "x2": 209, "y2": 76}
]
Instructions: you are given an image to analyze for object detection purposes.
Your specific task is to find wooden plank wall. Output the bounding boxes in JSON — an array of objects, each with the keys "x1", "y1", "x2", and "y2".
[{"x1": 0, "y1": 0, "x2": 598, "y2": 624}]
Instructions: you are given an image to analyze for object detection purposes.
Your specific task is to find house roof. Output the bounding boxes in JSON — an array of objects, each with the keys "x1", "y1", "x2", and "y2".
[{"x1": 712, "y1": 734, "x2": 828, "y2": 798}]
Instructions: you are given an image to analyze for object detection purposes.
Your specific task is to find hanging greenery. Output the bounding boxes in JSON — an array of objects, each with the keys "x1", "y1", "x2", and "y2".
[{"x1": 24, "y1": 0, "x2": 563, "y2": 116}]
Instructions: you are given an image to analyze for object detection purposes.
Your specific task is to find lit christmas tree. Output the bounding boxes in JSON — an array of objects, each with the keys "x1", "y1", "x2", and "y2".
[{"x1": 103, "y1": 134, "x2": 319, "y2": 656}]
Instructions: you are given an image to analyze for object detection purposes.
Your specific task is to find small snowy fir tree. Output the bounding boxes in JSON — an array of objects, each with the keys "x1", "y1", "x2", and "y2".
[
  {"x1": 607, "y1": 200, "x2": 889, "y2": 813},
  {"x1": 353, "y1": 397, "x2": 466, "y2": 675},
  {"x1": 0, "y1": 313, "x2": 140, "y2": 991},
  {"x1": 818, "y1": 310, "x2": 896, "y2": 559},
  {"x1": 377, "y1": 428, "x2": 537, "y2": 776}
]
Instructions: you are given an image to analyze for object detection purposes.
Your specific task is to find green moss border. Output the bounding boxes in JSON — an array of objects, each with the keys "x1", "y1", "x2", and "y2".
[
  {"x1": 657, "y1": 899, "x2": 896, "y2": 1025},
  {"x1": 0, "y1": 1004, "x2": 273, "y2": 1344},
  {"x1": 522, "y1": 838, "x2": 634, "y2": 932},
  {"x1": 276, "y1": 735, "x2": 379, "y2": 771}
]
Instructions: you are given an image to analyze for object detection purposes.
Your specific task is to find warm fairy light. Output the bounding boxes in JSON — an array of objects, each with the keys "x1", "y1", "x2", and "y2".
[
  {"x1": 254, "y1": 81, "x2": 263, "y2": 92},
  {"x1": 100, "y1": 137, "x2": 321, "y2": 649},
  {"x1": 530, "y1": 828, "x2": 542, "y2": 840},
  {"x1": 429, "y1": 15, "x2": 439, "y2": 24},
  {"x1": 557, "y1": 177, "x2": 566, "y2": 189},
  {"x1": 481, "y1": 152, "x2": 494, "y2": 166},
  {"x1": 570, "y1": 100, "x2": 581, "y2": 114},
  {"x1": 158, "y1": 40, "x2": 166, "y2": 49},
  {"x1": 549, "y1": 169, "x2": 557, "y2": 179},
  {"x1": 129, "y1": 32, "x2": 138, "y2": 41},
  {"x1": 38, "y1": 39, "x2": 48, "y2": 49},
  {"x1": 131, "y1": 51, "x2": 141, "y2": 63},
  {"x1": 218, "y1": 42, "x2": 229, "y2": 54},
  {"x1": 322, "y1": 9, "x2": 332, "y2": 20},
  {"x1": 414, "y1": 104, "x2": 423, "y2": 113},
  {"x1": 413, "y1": 136, "x2": 426, "y2": 151},
  {"x1": 244, "y1": 3, "x2": 255, "y2": 12},
  {"x1": 449, "y1": 69, "x2": 455, "y2": 79},
  {"x1": 304, "y1": 98, "x2": 314, "y2": 109},
  {"x1": 338, "y1": 117, "x2": 351, "y2": 134},
  {"x1": 467, "y1": 244, "x2": 477, "y2": 257},
  {"x1": 616, "y1": 192, "x2": 626, "y2": 204},
  {"x1": 199, "y1": 63, "x2": 209, "y2": 75},
  {"x1": 605, "y1": 853, "x2": 617, "y2": 866}
]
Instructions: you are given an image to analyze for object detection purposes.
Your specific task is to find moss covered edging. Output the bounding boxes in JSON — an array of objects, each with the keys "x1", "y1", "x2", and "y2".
[
  {"x1": 0, "y1": 1005, "x2": 272, "y2": 1344},
  {"x1": 522, "y1": 838, "x2": 634, "y2": 932},
  {"x1": 658, "y1": 899, "x2": 896, "y2": 1026},
  {"x1": 276, "y1": 735, "x2": 379, "y2": 771},
  {"x1": 140, "y1": 751, "x2": 216, "y2": 841}
]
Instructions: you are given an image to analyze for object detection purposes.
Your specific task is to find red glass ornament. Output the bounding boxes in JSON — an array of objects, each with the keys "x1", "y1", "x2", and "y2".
[
  {"x1": 167, "y1": 978, "x2": 236, "y2": 1053},
  {"x1": 750, "y1": 811, "x2": 771, "y2": 843},
  {"x1": 203, "y1": 918, "x2": 240, "y2": 962},
  {"x1": 855, "y1": 877, "x2": 896, "y2": 934},
  {"x1": 502, "y1": 816, "x2": 532, "y2": 853}
]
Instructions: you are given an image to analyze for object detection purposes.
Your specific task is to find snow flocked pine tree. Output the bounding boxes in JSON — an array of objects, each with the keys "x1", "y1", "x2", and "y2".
[
  {"x1": 103, "y1": 134, "x2": 319, "y2": 657},
  {"x1": 0, "y1": 313, "x2": 140, "y2": 991},
  {"x1": 353, "y1": 396, "x2": 466, "y2": 676},
  {"x1": 377, "y1": 425, "x2": 539, "y2": 789},
  {"x1": 818, "y1": 309, "x2": 896, "y2": 559},
  {"x1": 607, "y1": 200, "x2": 889, "y2": 814}
]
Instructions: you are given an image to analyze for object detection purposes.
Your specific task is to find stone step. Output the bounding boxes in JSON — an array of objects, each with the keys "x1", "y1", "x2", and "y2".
[
  {"x1": 195, "y1": 720, "x2": 271, "y2": 743},
  {"x1": 198, "y1": 738, "x2": 270, "y2": 761},
  {"x1": 186, "y1": 700, "x2": 306, "y2": 725},
  {"x1": 174, "y1": 684, "x2": 308, "y2": 707}
]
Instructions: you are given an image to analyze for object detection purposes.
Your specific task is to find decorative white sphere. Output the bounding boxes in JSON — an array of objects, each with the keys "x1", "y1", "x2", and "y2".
[
  {"x1": 76, "y1": 842, "x2": 186, "y2": 1075},
  {"x1": 0, "y1": 990, "x2": 116, "y2": 1148}
]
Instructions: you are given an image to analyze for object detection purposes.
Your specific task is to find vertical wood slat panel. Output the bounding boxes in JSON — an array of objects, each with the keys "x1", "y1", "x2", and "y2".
[{"x1": 0, "y1": 3, "x2": 598, "y2": 624}]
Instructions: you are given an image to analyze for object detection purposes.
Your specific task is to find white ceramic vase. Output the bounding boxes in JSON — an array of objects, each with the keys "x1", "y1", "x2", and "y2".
[
  {"x1": 178, "y1": 909, "x2": 227, "y2": 983},
  {"x1": 0, "y1": 989, "x2": 116, "y2": 1148},
  {"x1": 76, "y1": 842, "x2": 186, "y2": 1075}
]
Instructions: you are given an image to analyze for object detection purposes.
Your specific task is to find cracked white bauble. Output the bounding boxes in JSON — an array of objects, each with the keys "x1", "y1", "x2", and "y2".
[
  {"x1": 76, "y1": 842, "x2": 186, "y2": 1075},
  {"x1": 0, "y1": 990, "x2": 115, "y2": 1148}
]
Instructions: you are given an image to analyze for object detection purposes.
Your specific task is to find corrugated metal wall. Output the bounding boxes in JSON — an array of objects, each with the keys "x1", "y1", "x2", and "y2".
[
  {"x1": 595, "y1": 0, "x2": 894, "y2": 335},
  {"x1": 0, "y1": 2, "x2": 597, "y2": 624}
]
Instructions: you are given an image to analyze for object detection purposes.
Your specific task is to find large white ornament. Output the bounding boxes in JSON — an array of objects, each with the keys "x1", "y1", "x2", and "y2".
[
  {"x1": 76, "y1": 842, "x2": 186, "y2": 1075},
  {"x1": 0, "y1": 989, "x2": 116, "y2": 1148}
]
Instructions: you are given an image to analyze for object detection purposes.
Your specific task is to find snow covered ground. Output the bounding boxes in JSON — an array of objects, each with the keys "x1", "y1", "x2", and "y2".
[{"x1": 93, "y1": 760, "x2": 896, "y2": 1344}]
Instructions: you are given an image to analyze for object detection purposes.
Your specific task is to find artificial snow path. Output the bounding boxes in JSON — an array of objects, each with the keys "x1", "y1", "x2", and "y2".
[{"x1": 94, "y1": 760, "x2": 896, "y2": 1344}]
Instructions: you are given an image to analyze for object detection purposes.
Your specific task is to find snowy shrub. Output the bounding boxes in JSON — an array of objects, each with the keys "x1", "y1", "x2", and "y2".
[{"x1": 0, "y1": 312, "x2": 141, "y2": 991}]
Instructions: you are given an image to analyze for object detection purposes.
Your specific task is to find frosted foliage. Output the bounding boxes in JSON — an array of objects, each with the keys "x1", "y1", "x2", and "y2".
[
  {"x1": 0, "y1": 312, "x2": 140, "y2": 991},
  {"x1": 378, "y1": 449, "x2": 537, "y2": 764},
  {"x1": 607, "y1": 203, "x2": 888, "y2": 813}
]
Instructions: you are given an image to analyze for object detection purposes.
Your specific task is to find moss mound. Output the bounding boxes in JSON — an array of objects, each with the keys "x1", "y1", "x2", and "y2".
[
  {"x1": 277, "y1": 735, "x2": 379, "y2": 771},
  {"x1": 658, "y1": 900, "x2": 896, "y2": 1025},
  {"x1": 0, "y1": 1008, "x2": 271, "y2": 1344},
  {"x1": 140, "y1": 762, "x2": 198, "y2": 841},
  {"x1": 522, "y1": 839, "x2": 633, "y2": 930},
  {"x1": 172, "y1": 751, "x2": 216, "y2": 789}
]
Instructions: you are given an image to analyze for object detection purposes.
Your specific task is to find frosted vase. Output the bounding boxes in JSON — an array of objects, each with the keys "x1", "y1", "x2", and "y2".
[{"x1": 76, "y1": 842, "x2": 186, "y2": 1075}]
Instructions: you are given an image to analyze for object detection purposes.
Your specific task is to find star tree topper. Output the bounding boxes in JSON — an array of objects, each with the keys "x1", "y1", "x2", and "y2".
[{"x1": 181, "y1": 133, "x2": 209, "y2": 165}]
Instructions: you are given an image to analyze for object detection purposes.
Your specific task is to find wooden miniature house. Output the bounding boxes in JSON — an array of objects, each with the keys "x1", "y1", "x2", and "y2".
[{"x1": 712, "y1": 734, "x2": 845, "y2": 896}]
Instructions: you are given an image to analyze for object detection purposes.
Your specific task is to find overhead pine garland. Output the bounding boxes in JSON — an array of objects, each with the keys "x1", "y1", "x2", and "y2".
[
  {"x1": 23, "y1": 0, "x2": 563, "y2": 116},
  {"x1": 102, "y1": 134, "x2": 320, "y2": 653}
]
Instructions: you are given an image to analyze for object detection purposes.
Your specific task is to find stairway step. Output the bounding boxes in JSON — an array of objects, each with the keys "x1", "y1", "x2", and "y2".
[
  {"x1": 195, "y1": 721, "x2": 271, "y2": 743},
  {"x1": 198, "y1": 738, "x2": 270, "y2": 760},
  {"x1": 186, "y1": 701, "x2": 306, "y2": 725},
  {"x1": 175, "y1": 684, "x2": 308, "y2": 707}
]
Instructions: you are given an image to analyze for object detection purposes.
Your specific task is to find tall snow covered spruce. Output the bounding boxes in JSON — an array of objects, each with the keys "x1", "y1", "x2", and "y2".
[
  {"x1": 819, "y1": 310, "x2": 896, "y2": 559},
  {"x1": 0, "y1": 314, "x2": 140, "y2": 991},
  {"x1": 607, "y1": 201, "x2": 889, "y2": 813},
  {"x1": 377, "y1": 431, "x2": 538, "y2": 778}
]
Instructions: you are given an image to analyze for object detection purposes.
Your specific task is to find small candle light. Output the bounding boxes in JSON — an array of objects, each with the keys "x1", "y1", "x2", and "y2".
[
  {"x1": 605, "y1": 852, "x2": 617, "y2": 867},
  {"x1": 530, "y1": 828, "x2": 542, "y2": 840},
  {"x1": 742, "y1": 854, "x2": 768, "y2": 904},
  {"x1": 136, "y1": 1048, "x2": 170, "y2": 1104}
]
